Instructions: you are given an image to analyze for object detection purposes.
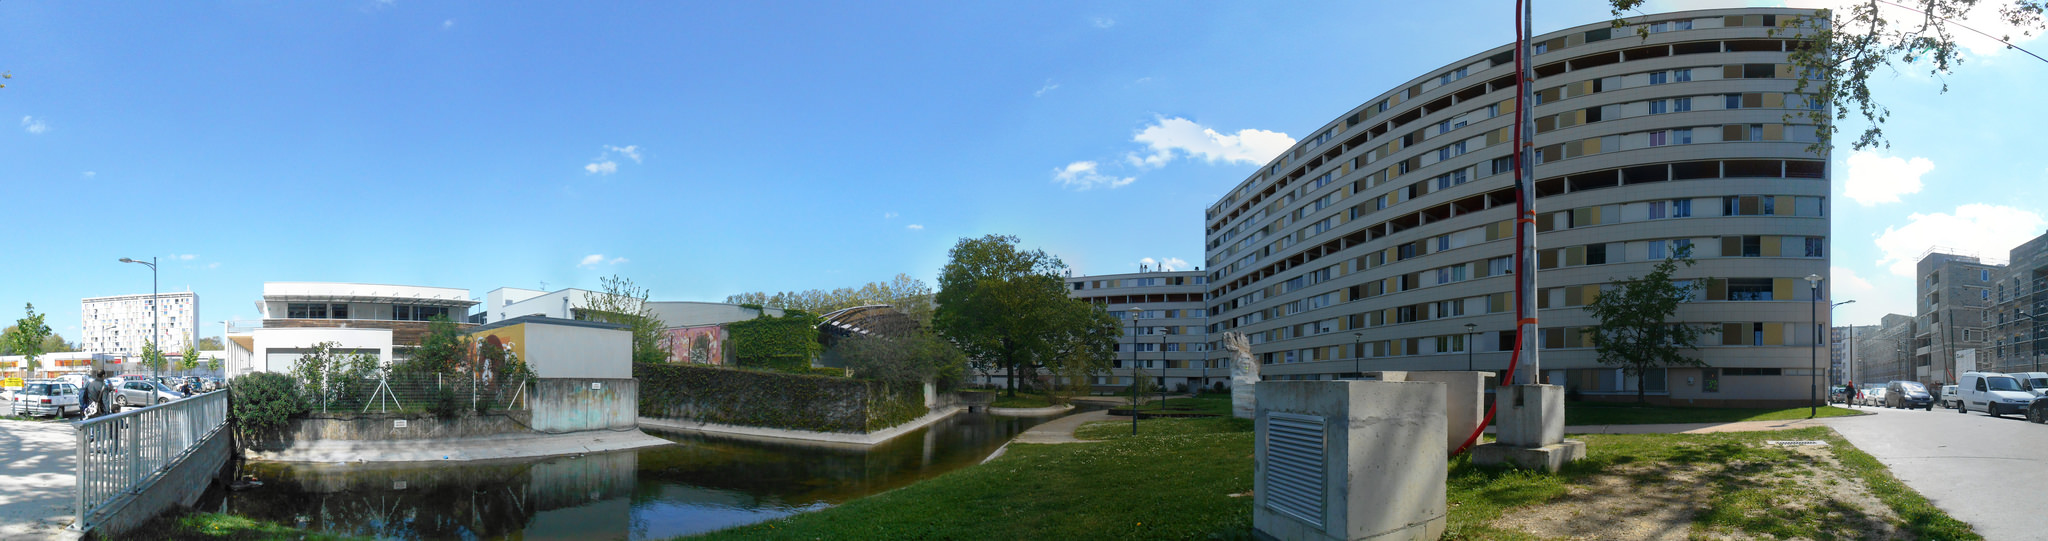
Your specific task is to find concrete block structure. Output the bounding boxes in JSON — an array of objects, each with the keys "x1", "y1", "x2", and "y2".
[
  {"x1": 81, "y1": 291, "x2": 199, "y2": 358},
  {"x1": 1990, "y1": 230, "x2": 2048, "y2": 375},
  {"x1": 1254, "y1": 380, "x2": 1447, "y2": 541},
  {"x1": 1914, "y1": 250, "x2": 2001, "y2": 386},
  {"x1": 1202, "y1": 8, "x2": 1830, "y2": 405},
  {"x1": 466, "y1": 315, "x2": 632, "y2": 379}
]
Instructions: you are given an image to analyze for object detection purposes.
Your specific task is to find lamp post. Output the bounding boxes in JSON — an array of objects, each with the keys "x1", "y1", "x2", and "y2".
[
  {"x1": 119, "y1": 257, "x2": 159, "y2": 380},
  {"x1": 1464, "y1": 323, "x2": 1479, "y2": 372},
  {"x1": 1352, "y1": 332, "x2": 1363, "y2": 379},
  {"x1": 1128, "y1": 306, "x2": 1142, "y2": 436},
  {"x1": 1804, "y1": 274, "x2": 1822, "y2": 417}
]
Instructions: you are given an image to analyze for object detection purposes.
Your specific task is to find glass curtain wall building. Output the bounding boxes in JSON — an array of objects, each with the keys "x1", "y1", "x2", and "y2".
[{"x1": 1201, "y1": 8, "x2": 1829, "y2": 405}]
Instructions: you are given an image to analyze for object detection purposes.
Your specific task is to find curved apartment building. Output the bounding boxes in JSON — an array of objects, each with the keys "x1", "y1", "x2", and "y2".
[{"x1": 1203, "y1": 8, "x2": 1829, "y2": 406}]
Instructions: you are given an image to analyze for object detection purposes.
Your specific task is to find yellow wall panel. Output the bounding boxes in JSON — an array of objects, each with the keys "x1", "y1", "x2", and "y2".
[
  {"x1": 1762, "y1": 236, "x2": 1782, "y2": 258},
  {"x1": 1763, "y1": 124, "x2": 1785, "y2": 140},
  {"x1": 1763, "y1": 92, "x2": 1785, "y2": 108},
  {"x1": 1774, "y1": 196, "x2": 1794, "y2": 216},
  {"x1": 1763, "y1": 323, "x2": 1784, "y2": 345},
  {"x1": 1773, "y1": 277, "x2": 1794, "y2": 300}
]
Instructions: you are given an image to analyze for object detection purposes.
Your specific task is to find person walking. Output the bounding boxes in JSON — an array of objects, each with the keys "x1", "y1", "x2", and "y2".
[{"x1": 1847, "y1": 381, "x2": 1860, "y2": 409}]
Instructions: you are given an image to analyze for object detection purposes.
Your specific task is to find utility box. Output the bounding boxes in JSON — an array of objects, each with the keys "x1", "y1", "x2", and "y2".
[{"x1": 1254, "y1": 380, "x2": 1448, "y2": 541}]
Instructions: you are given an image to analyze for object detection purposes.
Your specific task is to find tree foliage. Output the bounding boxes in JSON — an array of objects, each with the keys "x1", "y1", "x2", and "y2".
[
  {"x1": 726, "y1": 273, "x2": 937, "y2": 327},
  {"x1": 580, "y1": 274, "x2": 673, "y2": 365},
  {"x1": 196, "y1": 336, "x2": 225, "y2": 350},
  {"x1": 933, "y1": 235, "x2": 1117, "y2": 396},
  {"x1": 834, "y1": 330, "x2": 968, "y2": 389},
  {"x1": 229, "y1": 372, "x2": 307, "y2": 440},
  {"x1": 727, "y1": 310, "x2": 823, "y2": 372},
  {"x1": 4, "y1": 304, "x2": 53, "y2": 374},
  {"x1": 403, "y1": 316, "x2": 468, "y2": 376},
  {"x1": 290, "y1": 341, "x2": 381, "y2": 410},
  {"x1": 1583, "y1": 247, "x2": 1719, "y2": 403},
  {"x1": 179, "y1": 343, "x2": 201, "y2": 372},
  {"x1": 140, "y1": 341, "x2": 169, "y2": 374},
  {"x1": 1610, "y1": 0, "x2": 2047, "y2": 153}
]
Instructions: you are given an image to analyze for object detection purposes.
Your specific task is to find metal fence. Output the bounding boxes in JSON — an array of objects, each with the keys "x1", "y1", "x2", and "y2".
[
  {"x1": 72, "y1": 389, "x2": 229, "y2": 530},
  {"x1": 302, "y1": 372, "x2": 528, "y2": 414}
]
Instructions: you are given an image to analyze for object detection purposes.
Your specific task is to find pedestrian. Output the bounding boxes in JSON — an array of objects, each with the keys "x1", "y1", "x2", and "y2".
[{"x1": 1848, "y1": 381, "x2": 1860, "y2": 409}]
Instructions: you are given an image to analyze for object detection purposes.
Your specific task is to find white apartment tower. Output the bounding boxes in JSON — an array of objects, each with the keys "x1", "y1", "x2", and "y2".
[{"x1": 82, "y1": 292, "x2": 200, "y2": 357}]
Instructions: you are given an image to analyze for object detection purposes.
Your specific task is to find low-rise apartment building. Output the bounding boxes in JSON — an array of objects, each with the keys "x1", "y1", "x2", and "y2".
[{"x1": 225, "y1": 282, "x2": 478, "y2": 375}]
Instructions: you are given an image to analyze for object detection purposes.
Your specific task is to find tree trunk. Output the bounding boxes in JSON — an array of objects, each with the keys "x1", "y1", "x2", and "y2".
[{"x1": 1636, "y1": 369, "x2": 1647, "y2": 404}]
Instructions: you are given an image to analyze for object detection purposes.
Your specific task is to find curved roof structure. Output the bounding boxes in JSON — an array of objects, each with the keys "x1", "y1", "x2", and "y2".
[{"x1": 817, "y1": 304, "x2": 920, "y2": 338}]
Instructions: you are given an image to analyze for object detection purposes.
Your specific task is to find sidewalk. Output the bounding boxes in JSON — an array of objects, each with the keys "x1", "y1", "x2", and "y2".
[
  {"x1": 0, "y1": 419, "x2": 78, "y2": 541},
  {"x1": 1479, "y1": 417, "x2": 1841, "y2": 435},
  {"x1": 247, "y1": 429, "x2": 673, "y2": 463}
]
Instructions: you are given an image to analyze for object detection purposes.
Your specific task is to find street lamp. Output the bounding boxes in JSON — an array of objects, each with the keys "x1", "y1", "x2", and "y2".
[
  {"x1": 1352, "y1": 332, "x2": 1363, "y2": 379},
  {"x1": 119, "y1": 257, "x2": 159, "y2": 380},
  {"x1": 1128, "y1": 306, "x2": 1142, "y2": 435},
  {"x1": 1804, "y1": 274, "x2": 1822, "y2": 417},
  {"x1": 1465, "y1": 323, "x2": 1478, "y2": 372}
]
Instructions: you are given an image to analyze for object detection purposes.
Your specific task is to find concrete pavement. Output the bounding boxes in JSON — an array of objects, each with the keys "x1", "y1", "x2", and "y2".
[
  {"x1": 0, "y1": 418, "x2": 79, "y2": 540},
  {"x1": 1823, "y1": 404, "x2": 2048, "y2": 541}
]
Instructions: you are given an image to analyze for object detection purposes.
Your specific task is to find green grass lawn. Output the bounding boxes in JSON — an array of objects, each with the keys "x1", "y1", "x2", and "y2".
[
  {"x1": 693, "y1": 402, "x2": 1970, "y2": 540},
  {"x1": 124, "y1": 512, "x2": 371, "y2": 541},
  {"x1": 1563, "y1": 402, "x2": 1861, "y2": 425},
  {"x1": 965, "y1": 389, "x2": 1069, "y2": 409}
]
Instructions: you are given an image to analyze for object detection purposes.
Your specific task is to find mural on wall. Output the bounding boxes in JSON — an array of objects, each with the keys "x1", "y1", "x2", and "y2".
[
  {"x1": 469, "y1": 324, "x2": 528, "y2": 370},
  {"x1": 664, "y1": 325, "x2": 729, "y2": 365}
]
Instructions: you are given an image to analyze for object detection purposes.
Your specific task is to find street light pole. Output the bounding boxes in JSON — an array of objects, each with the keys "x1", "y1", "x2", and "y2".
[
  {"x1": 1805, "y1": 274, "x2": 1822, "y2": 418},
  {"x1": 1128, "y1": 306, "x2": 1142, "y2": 436},
  {"x1": 1464, "y1": 323, "x2": 1478, "y2": 372},
  {"x1": 120, "y1": 257, "x2": 159, "y2": 380}
]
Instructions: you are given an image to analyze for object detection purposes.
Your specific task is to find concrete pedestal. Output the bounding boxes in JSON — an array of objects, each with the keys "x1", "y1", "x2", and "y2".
[
  {"x1": 1401, "y1": 371, "x2": 1487, "y2": 452},
  {"x1": 1473, "y1": 384, "x2": 1584, "y2": 472},
  {"x1": 1232, "y1": 380, "x2": 1257, "y2": 419},
  {"x1": 1254, "y1": 381, "x2": 1447, "y2": 541}
]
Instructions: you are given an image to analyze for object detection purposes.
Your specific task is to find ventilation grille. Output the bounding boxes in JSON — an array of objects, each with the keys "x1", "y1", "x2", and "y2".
[{"x1": 1264, "y1": 411, "x2": 1327, "y2": 528}]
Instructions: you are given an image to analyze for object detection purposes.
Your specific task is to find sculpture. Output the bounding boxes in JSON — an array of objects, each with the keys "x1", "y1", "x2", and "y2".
[{"x1": 1224, "y1": 331, "x2": 1258, "y2": 419}]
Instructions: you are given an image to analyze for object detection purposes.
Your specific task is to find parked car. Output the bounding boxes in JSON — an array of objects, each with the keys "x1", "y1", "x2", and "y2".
[
  {"x1": 114, "y1": 380, "x2": 185, "y2": 409},
  {"x1": 1864, "y1": 387, "x2": 1888, "y2": 407},
  {"x1": 202, "y1": 377, "x2": 223, "y2": 392},
  {"x1": 1830, "y1": 385, "x2": 1852, "y2": 404},
  {"x1": 1957, "y1": 372, "x2": 2035, "y2": 417},
  {"x1": 1886, "y1": 380, "x2": 1934, "y2": 410},
  {"x1": 11, "y1": 380, "x2": 83, "y2": 417},
  {"x1": 1940, "y1": 385, "x2": 1961, "y2": 409},
  {"x1": 2012, "y1": 371, "x2": 2048, "y2": 397},
  {"x1": 2030, "y1": 396, "x2": 2048, "y2": 424}
]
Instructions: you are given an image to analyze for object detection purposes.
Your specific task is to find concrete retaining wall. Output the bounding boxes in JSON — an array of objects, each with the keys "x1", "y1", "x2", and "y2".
[
  {"x1": 84, "y1": 424, "x2": 232, "y2": 538},
  {"x1": 532, "y1": 378, "x2": 637, "y2": 433},
  {"x1": 247, "y1": 413, "x2": 534, "y2": 450}
]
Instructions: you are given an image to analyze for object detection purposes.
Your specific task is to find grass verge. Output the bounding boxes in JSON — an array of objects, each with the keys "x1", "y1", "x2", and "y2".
[
  {"x1": 125, "y1": 511, "x2": 371, "y2": 541},
  {"x1": 1564, "y1": 402, "x2": 1861, "y2": 425}
]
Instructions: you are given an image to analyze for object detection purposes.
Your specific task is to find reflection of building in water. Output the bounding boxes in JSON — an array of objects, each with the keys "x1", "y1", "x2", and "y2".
[
  {"x1": 227, "y1": 451, "x2": 636, "y2": 540},
  {"x1": 521, "y1": 451, "x2": 636, "y2": 541}
]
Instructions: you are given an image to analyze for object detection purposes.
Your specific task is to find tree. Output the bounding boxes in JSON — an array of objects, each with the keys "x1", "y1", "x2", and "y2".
[
  {"x1": 405, "y1": 316, "x2": 468, "y2": 376},
  {"x1": 933, "y1": 235, "x2": 1116, "y2": 397},
  {"x1": 140, "y1": 341, "x2": 169, "y2": 374},
  {"x1": 38, "y1": 334, "x2": 73, "y2": 353},
  {"x1": 834, "y1": 330, "x2": 968, "y2": 388},
  {"x1": 206, "y1": 356, "x2": 222, "y2": 374},
  {"x1": 1609, "y1": 1, "x2": 2048, "y2": 153},
  {"x1": 726, "y1": 273, "x2": 938, "y2": 327},
  {"x1": 196, "y1": 336, "x2": 225, "y2": 350},
  {"x1": 6, "y1": 304, "x2": 53, "y2": 375},
  {"x1": 1583, "y1": 247, "x2": 1720, "y2": 403},
  {"x1": 581, "y1": 275, "x2": 673, "y2": 365},
  {"x1": 1041, "y1": 302, "x2": 1120, "y2": 398},
  {"x1": 178, "y1": 343, "x2": 201, "y2": 372}
]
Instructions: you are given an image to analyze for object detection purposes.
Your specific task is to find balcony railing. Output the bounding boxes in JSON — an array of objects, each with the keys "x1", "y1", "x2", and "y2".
[{"x1": 72, "y1": 390, "x2": 229, "y2": 531}]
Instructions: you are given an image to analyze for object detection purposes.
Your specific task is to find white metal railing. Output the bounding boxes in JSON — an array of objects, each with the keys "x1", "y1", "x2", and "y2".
[{"x1": 71, "y1": 389, "x2": 229, "y2": 531}]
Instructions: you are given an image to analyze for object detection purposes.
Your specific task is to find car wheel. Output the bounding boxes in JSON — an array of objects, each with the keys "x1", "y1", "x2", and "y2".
[{"x1": 156, "y1": 398, "x2": 167, "y2": 405}]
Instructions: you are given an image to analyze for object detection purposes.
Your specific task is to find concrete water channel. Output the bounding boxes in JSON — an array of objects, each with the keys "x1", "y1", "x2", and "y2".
[{"x1": 194, "y1": 410, "x2": 1078, "y2": 539}]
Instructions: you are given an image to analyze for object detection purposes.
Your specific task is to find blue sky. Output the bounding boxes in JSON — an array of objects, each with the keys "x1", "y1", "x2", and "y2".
[{"x1": 2, "y1": 1, "x2": 2043, "y2": 341}]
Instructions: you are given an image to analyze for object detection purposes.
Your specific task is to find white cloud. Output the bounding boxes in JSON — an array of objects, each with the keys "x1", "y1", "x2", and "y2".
[
  {"x1": 583, "y1": 144, "x2": 641, "y2": 175},
  {"x1": 1092, "y1": 17, "x2": 1115, "y2": 29},
  {"x1": 1873, "y1": 204, "x2": 2048, "y2": 277},
  {"x1": 584, "y1": 161, "x2": 618, "y2": 175},
  {"x1": 442, "y1": 19, "x2": 454, "y2": 29},
  {"x1": 1034, "y1": 80, "x2": 1059, "y2": 98},
  {"x1": 607, "y1": 257, "x2": 629, "y2": 265},
  {"x1": 1831, "y1": 266, "x2": 1875, "y2": 294},
  {"x1": 907, "y1": 224, "x2": 924, "y2": 230},
  {"x1": 606, "y1": 145, "x2": 642, "y2": 163},
  {"x1": 883, "y1": 211, "x2": 898, "y2": 219},
  {"x1": 21, "y1": 116, "x2": 47, "y2": 134},
  {"x1": 82, "y1": 171, "x2": 95, "y2": 178},
  {"x1": 578, "y1": 254, "x2": 605, "y2": 268},
  {"x1": 1052, "y1": 161, "x2": 1134, "y2": 190},
  {"x1": 175, "y1": 254, "x2": 197, "y2": 261},
  {"x1": 1841, "y1": 151, "x2": 1931, "y2": 206},
  {"x1": 1139, "y1": 257, "x2": 1192, "y2": 271},
  {"x1": 1124, "y1": 116, "x2": 1293, "y2": 169},
  {"x1": 206, "y1": 262, "x2": 220, "y2": 269}
]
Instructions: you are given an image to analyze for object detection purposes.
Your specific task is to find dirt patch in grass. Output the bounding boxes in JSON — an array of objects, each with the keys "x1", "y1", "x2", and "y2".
[{"x1": 1491, "y1": 441, "x2": 1908, "y2": 540}]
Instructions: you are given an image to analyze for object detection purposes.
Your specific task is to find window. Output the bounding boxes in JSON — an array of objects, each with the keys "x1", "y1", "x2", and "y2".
[
  {"x1": 1674, "y1": 128, "x2": 1693, "y2": 144},
  {"x1": 1672, "y1": 199, "x2": 1692, "y2": 217},
  {"x1": 1649, "y1": 100, "x2": 1668, "y2": 114},
  {"x1": 287, "y1": 303, "x2": 328, "y2": 319},
  {"x1": 1981, "y1": 269, "x2": 1991, "y2": 281},
  {"x1": 1725, "y1": 94, "x2": 1742, "y2": 109},
  {"x1": 1438, "y1": 120, "x2": 1453, "y2": 134},
  {"x1": 1648, "y1": 200, "x2": 1667, "y2": 219},
  {"x1": 1674, "y1": 97, "x2": 1692, "y2": 112},
  {"x1": 1488, "y1": 257, "x2": 1513, "y2": 276},
  {"x1": 1649, "y1": 131, "x2": 1668, "y2": 147},
  {"x1": 1649, "y1": 22, "x2": 1668, "y2": 33},
  {"x1": 1727, "y1": 278, "x2": 1773, "y2": 300},
  {"x1": 1491, "y1": 156, "x2": 1514, "y2": 175},
  {"x1": 331, "y1": 304, "x2": 349, "y2": 319},
  {"x1": 1804, "y1": 237, "x2": 1824, "y2": 257},
  {"x1": 1534, "y1": 42, "x2": 1549, "y2": 54},
  {"x1": 1675, "y1": 20, "x2": 1693, "y2": 30},
  {"x1": 1649, "y1": 239, "x2": 1666, "y2": 259},
  {"x1": 1649, "y1": 71, "x2": 1668, "y2": 85},
  {"x1": 1674, "y1": 68, "x2": 1692, "y2": 82},
  {"x1": 1741, "y1": 236, "x2": 1761, "y2": 257},
  {"x1": 1749, "y1": 124, "x2": 1763, "y2": 141}
]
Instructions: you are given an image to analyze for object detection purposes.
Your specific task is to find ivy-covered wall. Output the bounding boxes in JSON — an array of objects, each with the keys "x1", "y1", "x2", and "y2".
[
  {"x1": 637, "y1": 362, "x2": 927, "y2": 434},
  {"x1": 726, "y1": 310, "x2": 822, "y2": 372}
]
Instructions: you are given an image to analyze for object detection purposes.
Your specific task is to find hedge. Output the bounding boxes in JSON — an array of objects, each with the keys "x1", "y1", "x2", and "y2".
[
  {"x1": 726, "y1": 310, "x2": 822, "y2": 372},
  {"x1": 637, "y1": 362, "x2": 926, "y2": 433}
]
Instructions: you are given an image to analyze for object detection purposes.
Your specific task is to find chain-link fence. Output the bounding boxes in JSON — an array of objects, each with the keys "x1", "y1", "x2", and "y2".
[{"x1": 300, "y1": 372, "x2": 529, "y2": 415}]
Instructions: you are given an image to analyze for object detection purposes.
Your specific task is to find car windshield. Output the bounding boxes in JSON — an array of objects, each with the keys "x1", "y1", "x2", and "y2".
[
  {"x1": 1899, "y1": 382, "x2": 1927, "y2": 393},
  {"x1": 1987, "y1": 377, "x2": 2024, "y2": 391},
  {"x1": 24, "y1": 384, "x2": 52, "y2": 395},
  {"x1": 2028, "y1": 378, "x2": 2048, "y2": 390}
]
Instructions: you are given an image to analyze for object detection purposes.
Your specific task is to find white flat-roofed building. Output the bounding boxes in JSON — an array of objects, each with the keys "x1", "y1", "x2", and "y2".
[
  {"x1": 225, "y1": 282, "x2": 478, "y2": 375},
  {"x1": 81, "y1": 292, "x2": 199, "y2": 358}
]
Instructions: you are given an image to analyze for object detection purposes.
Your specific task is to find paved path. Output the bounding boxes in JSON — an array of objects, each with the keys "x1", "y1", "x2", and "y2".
[
  {"x1": 0, "y1": 418, "x2": 78, "y2": 540},
  {"x1": 1011, "y1": 410, "x2": 1119, "y2": 444},
  {"x1": 247, "y1": 429, "x2": 674, "y2": 463},
  {"x1": 1822, "y1": 404, "x2": 2048, "y2": 541}
]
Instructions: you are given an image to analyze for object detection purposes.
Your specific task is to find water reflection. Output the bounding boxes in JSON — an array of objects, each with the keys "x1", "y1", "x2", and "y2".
[{"x1": 200, "y1": 411, "x2": 1063, "y2": 539}]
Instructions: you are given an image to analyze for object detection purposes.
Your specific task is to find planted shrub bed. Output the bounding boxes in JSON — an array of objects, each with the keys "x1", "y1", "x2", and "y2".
[{"x1": 636, "y1": 362, "x2": 926, "y2": 433}]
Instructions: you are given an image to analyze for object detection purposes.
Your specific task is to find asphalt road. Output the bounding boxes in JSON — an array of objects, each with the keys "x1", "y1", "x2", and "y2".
[{"x1": 1825, "y1": 403, "x2": 2048, "y2": 541}]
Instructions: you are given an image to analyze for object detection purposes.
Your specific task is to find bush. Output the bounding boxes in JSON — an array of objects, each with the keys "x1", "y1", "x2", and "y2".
[
  {"x1": 428, "y1": 385, "x2": 465, "y2": 418},
  {"x1": 230, "y1": 373, "x2": 307, "y2": 438}
]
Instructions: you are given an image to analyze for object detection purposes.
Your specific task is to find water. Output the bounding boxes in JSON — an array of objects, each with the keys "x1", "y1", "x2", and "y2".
[{"x1": 196, "y1": 410, "x2": 1072, "y2": 539}]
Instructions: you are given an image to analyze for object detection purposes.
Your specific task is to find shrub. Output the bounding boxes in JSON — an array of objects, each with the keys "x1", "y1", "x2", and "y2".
[
  {"x1": 230, "y1": 372, "x2": 307, "y2": 439},
  {"x1": 429, "y1": 385, "x2": 466, "y2": 418}
]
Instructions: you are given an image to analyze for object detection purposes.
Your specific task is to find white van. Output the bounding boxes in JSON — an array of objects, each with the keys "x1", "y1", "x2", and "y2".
[
  {"x1": 2010, "y1": 371, "x2": 2048, "y2": 397},
  {"x1": 1957, "y1": 372, "x2": 2035, "y2": 417}
]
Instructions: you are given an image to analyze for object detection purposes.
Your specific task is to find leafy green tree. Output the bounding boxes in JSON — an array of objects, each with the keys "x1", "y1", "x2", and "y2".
[
  {"x1": 206, "y1": 357, "x2": 222, "y2": 374},
  {"x1": 933, "y1": 234, "x2": 1117, "y2": 397},
  {"x1": 178, "y1": 343, "x2": 201, "y2": 372},
  {"x1": 1583, "y1": 247, "x2": 1719, "y2": 403},
  {"x1": 140, "y1": 341, "x2": 169, "y2": 375},
  {"x1": 196, "y1": 336, "x2": 225, "y2": 350},
  {"x1": 229, "y1": 372, "x2": 307, "y2": 441},
  {"x1": 5, "y1": 304, "x2": 53, "y2": 375},
  {"x1": 39, "y1": 334, "x2": 73, "y2": 353},
  {"x1": 405, "y1": 316, "x2": 468, "y2": 376},
  {"x1": 1043, "y1": 303, "x2": 1120, "y2": 398},
  {"x1": 1608, "y1": 1, "x2": 2048, "y2": 152},
  {"x1": 581, "y1": 275, "x2": 673, "y2": 365},
  {"x1": 727, "y1": 273, "x2": 938, "y2": 327},
  {"x1": 835, "y1": 330, "x2": 968, "y2": 388}
]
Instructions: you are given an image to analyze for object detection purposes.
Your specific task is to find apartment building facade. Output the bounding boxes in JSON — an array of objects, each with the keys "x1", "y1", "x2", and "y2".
[
  {"x1": 1831, "y1": 324, "x2": 1877, "y2": 385},
  {"x1": 1914, "y1": 251, "x2": 2001, "y2": 385},
  {"x1": 225, "y1": 282, "x2": 478, "y2": 375},
  {"x1": 81, "y1": 292, "x2": 199, "y2": 357},
  {"x1": 1990, "y1": 230, "x2": 2048, "y2": 374},
  {"x1": 1071, "y1": 270, "x2": 1217, "y2": 392},
  {"x1": 1201, "y1": 8, "x2": 1829, "y2": 405}
]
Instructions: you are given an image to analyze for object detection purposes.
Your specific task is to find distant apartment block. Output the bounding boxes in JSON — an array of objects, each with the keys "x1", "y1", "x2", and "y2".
[
  {"x1": 1201, "y1": 8, "x2": 1829, "y2": 405},
  {"x1": 82, "y1": 292, "x2": 199, "y2": 357},
  {"x1": 1855, "y1": 314, "x2": 1918, "y2": 385},
  {"x1": 1990, "y1": 230, "x2": 2048, "y2": 374},
  {"x1": 1831, "y1": 324, "x2": 1876, "y2": 385},
  {"x1": 225, "y1": 282, "x2": 478, "y2": 375},
  {"x1": 1078, "y1": 270, "x2": 1216, "y2": 392},
  {"x1": 1915, "y1": 250, "x2": 2002, "y2": 385}
]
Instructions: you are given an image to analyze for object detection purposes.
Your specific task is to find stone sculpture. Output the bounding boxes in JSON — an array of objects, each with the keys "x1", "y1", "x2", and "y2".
[{"x1": 1224, "y1": 331, "x2": 1258, "y2": 419}]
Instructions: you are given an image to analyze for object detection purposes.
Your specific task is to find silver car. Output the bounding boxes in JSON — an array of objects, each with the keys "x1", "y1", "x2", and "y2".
[
  {"x1": 114, "y1": 380, "x2": 185, "y2": 409},
  {"x1": 11, "y1": 381, "x2": 82, "y2": 417}
]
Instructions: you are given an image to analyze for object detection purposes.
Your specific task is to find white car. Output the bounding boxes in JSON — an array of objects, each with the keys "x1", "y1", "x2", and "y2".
[
  {"x1": 11, "y1": 380, "x2": 83, "y2": 417},
  {"x1": 2010, "y1": 371, "x2": 2048, "y2": 397},
  {"x1": 1958, "y1": 372, "x2": 2035, "y2": 417}
]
